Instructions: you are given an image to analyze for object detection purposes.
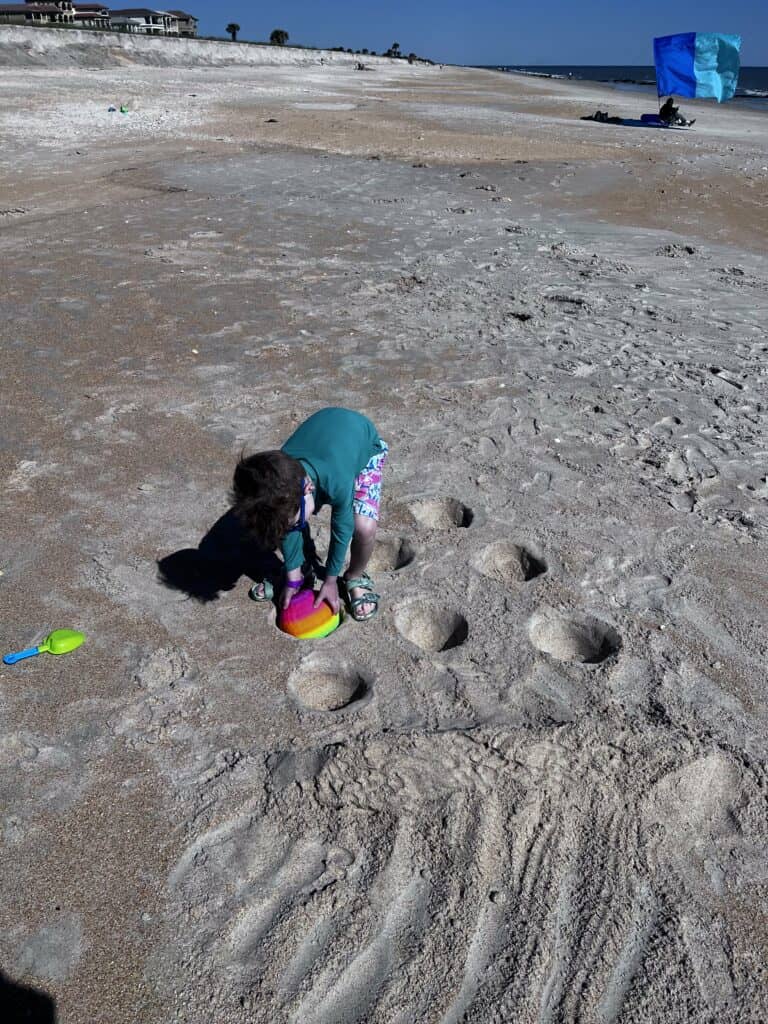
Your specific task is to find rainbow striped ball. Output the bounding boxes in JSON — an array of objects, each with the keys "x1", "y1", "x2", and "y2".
[{"x1": 278, "y1": 588, "x2": 341, "y2": 640}]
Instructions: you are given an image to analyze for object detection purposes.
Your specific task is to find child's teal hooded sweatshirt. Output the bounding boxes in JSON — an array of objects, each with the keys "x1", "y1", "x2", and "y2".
[{"x1": 281, "y1": 408, "x2": 383, "y2": 577}]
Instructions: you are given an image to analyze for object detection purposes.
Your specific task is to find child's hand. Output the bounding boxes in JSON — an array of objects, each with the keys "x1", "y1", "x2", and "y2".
[
  {"x1": 282, "y1": 570, "x2": 304, "y2": 609},
  {"x1": 314, "y1": 577, "x2": 340, "y2": 614}
]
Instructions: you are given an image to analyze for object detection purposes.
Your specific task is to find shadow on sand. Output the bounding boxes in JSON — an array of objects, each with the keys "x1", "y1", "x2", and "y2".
[
  {"x1": 157, "y1": 509, "x2": 320, "y2": 603},
  {"x1": 580, "y1": 113, "x2": 691, "y2": 130},
  {"x1": 0, "y1": 970, "x2": 56, "y2": 1023}
]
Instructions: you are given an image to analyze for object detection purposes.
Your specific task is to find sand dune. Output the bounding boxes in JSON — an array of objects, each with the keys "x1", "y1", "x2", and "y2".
[{"x1": 0, "y1": 24, "x2": 400, "y2": 69}]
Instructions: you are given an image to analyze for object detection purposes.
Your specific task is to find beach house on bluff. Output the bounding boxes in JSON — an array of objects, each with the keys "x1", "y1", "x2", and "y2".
[
  {"x1": 109, "y1": 8, "x2": 178, "y2": 34},
  {"x1": 0, "y1": 0, "x2": 75, "y2": 25},
  {"x1": 166, "y1": 9, "x2": 194, "y2": 36},
  {"x1": 104, "y1": 6, "x2": 198, "y2": 35},
  {"x1": 73, "y1": 2, "x2": 110, "y2": 28},
  {"x1": 0, "y1": 1, "x2": 197, "y2": 34}
]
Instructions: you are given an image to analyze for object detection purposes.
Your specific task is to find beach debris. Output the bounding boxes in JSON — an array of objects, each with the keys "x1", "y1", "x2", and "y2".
[
  {"x1": 265, "y1": 118, "x2": 278, "y2": 123},
  {"x1": 3, "y1": 629, "x2": 85, "y2": 666},
  {"x1": 396, "y1": 273, "x2": 426, "y2": 293},
  {"x1": 709, "y1": 366, "x2": 744, "y2": 390},
  {"x1": 107, "y1": 104, "x2": 116, "y2": 112},
  {"x1": 656, "y1": 242, "x2": 698, "y2": 257},
  {"x1": 581, "y1": 110, "x2": 624, "y2": 124},
  {"x1": 120, "y1": 105, "x2": 128, "y2": 114},
  {"x1": 545, "y1": 292, "x2": 587, "y2": 308}
]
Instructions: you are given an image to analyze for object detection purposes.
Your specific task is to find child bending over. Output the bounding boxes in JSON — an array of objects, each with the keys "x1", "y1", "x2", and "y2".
[{"x1": 231, "y1": 407, "x2": 388, "y2": 622}]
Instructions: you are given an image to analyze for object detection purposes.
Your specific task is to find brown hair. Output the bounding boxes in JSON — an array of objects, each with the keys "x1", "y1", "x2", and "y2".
[{"x1": 230, "y1": 450, "x2": 305, "y2": 551}]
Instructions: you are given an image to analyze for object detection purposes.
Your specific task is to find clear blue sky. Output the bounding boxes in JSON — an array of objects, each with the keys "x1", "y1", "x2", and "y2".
[{"x1": 187, "y1": 1, "x2": 767, "y2": 65}]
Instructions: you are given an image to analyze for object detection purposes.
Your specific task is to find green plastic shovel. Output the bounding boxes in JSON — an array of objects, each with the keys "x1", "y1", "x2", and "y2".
[{"x1": 3, "y1": 629, "x2": 85, "y2": 666}]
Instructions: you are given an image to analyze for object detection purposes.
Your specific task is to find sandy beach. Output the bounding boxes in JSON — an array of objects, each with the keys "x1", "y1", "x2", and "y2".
[{"x1": 1, "y1": 27, "x2": 768, "y2": 1023}]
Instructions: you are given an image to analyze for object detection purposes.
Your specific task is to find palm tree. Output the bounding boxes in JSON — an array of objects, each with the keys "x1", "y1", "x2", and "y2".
[
  {"x1": 226, "y1": 22, "x2": 240, "y2": 42},
  {"x1": 270, "y1": 28, "x2": 289, "y2": 46},
  {"x1": 391, "y1": 41, "x2": 401, "y2": 56}
]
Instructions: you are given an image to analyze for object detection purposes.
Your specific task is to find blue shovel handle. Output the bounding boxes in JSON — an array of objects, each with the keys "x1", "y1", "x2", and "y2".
[{"x1": 3, "y1": 646, "x2": 41, "y2": 665}]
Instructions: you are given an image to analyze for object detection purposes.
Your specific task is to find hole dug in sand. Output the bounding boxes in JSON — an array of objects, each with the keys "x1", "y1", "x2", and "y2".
[
  {"x1": 394, "y1": 599, "x2": 469, "y2": 653},
  {"x1": 528, "y1": 611, "x2": 621, "y2": 664},
  {"x1": 368, "y1": 534, "x2": 416, "y2": 572},
  {"x1": 288, "y1": 656, "x2": 368, "y2": 711},
  {"x1": 475, "y1": 540, "x2": 547, "y2": 583},
  {"x1": 409, "y1": 498, "x2": 474, "y2": 529}
]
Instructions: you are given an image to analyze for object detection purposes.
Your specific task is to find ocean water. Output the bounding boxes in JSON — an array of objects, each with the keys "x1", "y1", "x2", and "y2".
[{"x1": 480, "y1": 65, "x2": 768, "y2": 109}]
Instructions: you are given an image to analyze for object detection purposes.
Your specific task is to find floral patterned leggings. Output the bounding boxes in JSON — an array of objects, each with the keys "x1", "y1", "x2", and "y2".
[{"x1": 352, "y1": 441, "x2": 388, "y2": 520}]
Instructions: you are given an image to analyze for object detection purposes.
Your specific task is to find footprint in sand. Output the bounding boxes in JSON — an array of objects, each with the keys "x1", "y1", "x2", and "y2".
[
  {"x1": 640, "y1": 751, "x2": 761, "y2": 903},
  {"x1": 477, "y1": 435, "x2": 501, "y2": 457},
  {"x1": 132, "y1": 645, "x2": 192, "y2": 689},
  {"x1": 670, "y1": 490, "x2": 697, "y2": 512},
  {"x1": 644, "y1": 751, "x2": 739, "y2": 839}
]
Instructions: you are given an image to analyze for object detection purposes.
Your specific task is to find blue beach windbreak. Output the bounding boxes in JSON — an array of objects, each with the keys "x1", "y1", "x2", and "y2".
[{"x1": 653, "y1": 33, "x2": 741, "y2": 102}]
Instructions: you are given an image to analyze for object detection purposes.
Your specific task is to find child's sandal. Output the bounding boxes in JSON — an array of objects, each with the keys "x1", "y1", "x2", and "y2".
[
  {"x1": 249, "y1": 579, "x2": 274, "y2": 602},
  {"x1": 249, "y1": 572, "x2": 312, "y2": 603},
  {"x1": 342, "y1": 573, "x2": 380, "y2": 622}
]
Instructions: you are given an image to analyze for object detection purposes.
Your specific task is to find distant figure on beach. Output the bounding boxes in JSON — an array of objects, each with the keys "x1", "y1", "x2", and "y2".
[
  {"x1": 659, "y1": 96, "x2": 677, "y2": 122},
  {"x1": 581, "y1": 109, "x2": 623, "y2": 124},
  {"x1": 659, "y1": 96, "x2": 696, "y2": 127},
  {"x1": 231, "y1": 408, "x2": 387, "y2": 622}
]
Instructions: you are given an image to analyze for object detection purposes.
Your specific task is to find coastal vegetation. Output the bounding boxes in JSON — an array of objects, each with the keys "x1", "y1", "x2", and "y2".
[
  {"x1": 0, "y1": 17, "x2": 433, "y2": 61},
  {"x1": 270, "y1": 28, "x2": 289, "y2": 46}
]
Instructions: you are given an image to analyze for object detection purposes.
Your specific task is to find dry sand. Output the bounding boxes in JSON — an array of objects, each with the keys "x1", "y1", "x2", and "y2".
[{"x1": 1, "y1": 27, "x2": 768, "y2": 1024}]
